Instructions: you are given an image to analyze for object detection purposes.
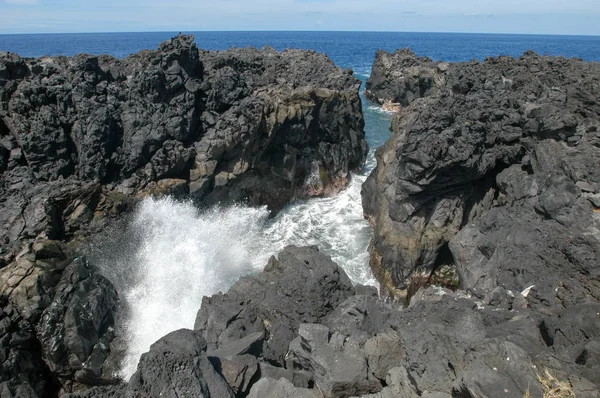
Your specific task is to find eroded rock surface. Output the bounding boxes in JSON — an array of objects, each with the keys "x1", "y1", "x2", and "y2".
[
  {"x1": 0, "y1": 33, "x2": 367, "y2": 262},
  {"x1": 0, "y1": 243, "x2": 119, "y2": 396},
  {"x1": 194, "y1": 245, "x2": 355, "y2": 366},
  {"x1": 358, "y1": 47, "x2": 600, "y2": 398},
  {"x1": 363, "y1": 49, "x2": 600, "y2": 307},
  {"x1": 65, "y1": 245, "x2": 599, "y2": 397},
  {"x1": 126, "y1": 329, "x2": 234, "y2": 398},
  {"x1": 0, "y1": 35, "x2": 366, "y2": 396}
]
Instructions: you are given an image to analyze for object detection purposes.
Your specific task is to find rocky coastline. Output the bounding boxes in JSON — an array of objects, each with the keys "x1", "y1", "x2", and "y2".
[
  {"x1": 1, "y1": 37, "x2": 599, "y2": 398},
  {"x1": 0, "y1": 34, "x2": 367, "y2": 396},
  {"x1": 0, "y1": 33, "x2": 367, "y2": 262},
  {"x1": 361, "y1": 49, "x2": 600, "y2": 395}
]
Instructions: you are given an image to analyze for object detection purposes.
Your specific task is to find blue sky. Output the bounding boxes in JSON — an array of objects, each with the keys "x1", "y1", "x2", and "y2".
[{"x1": 0, "y1": 0, "x2": 599, "y2": 35}]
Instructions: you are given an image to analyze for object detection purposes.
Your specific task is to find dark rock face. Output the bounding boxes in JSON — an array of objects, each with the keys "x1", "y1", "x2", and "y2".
[
  {"x1": 247, "y1": 377, "x2": 319, "y2": 398},
  {"x1": 286, "y1": 323, "x2": 388, "y2": 397},
  {"x1": 0, "y1": 242, "x2": 119, "y2": 396},
  {"x1": 64, "y1": 246, "x2": 364, "y2": 398},
  {"x1": 191, "y1": 244, "x2": 600, "y2": 397},
  {"x1": 65, "y1": 246, "x2": 599, "y2": 398},
  {"x1": 193, "y1": 246, "x2": 403, "y2": 398},
  {"x1": 194, "y1": 246, "x2": 355, "y2": 366},
  {"x1": 365, "y1": 49, "x2": 440, "y2": 106},
  {"x1": 198, "y1": 47, "x2": 367, "y2": 212},
  {"x1": 207, "y1": 354, "x2": 259, "y2": 396},
  {"x1": 362, "y1": 49, "x2": 600, "y2": 307},
  {"x1": 126, "y1": 329, "x2": 234, "y2": 398},
  {"x1": 0, "y1": 35, "x2": 366, "y2": 396},
  {"x1": 360, "y1": 48, "x2": 600, "y2": 397},
  {"x1": 0, "y1": 35, "x2": 367, "y2": 262},
  {"x1": 37, "y1": 258, "x2": 119, "y2": 389},
  {"x1": 350, "y1": 287, "x2": 600, "y2": 398}
]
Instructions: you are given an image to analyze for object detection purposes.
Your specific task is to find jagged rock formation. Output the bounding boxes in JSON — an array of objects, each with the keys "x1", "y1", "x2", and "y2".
[
  {"x1": 365, "y1": 49, "x2": 441, "y2": 107},
  {"x1": 0, "y1": 33, "x2": 367, "y2": 263},
  {"x1": 4, "y1": 37, "x2": 599, "y2": 398},
  {"x1": 65, "y1": 246, "x2": 406, "y2": 398},
  {"x1": 0, "y1": 242, "x2": 118, "y2": 396},
  {"x1": 0, "y1": 35, "x2": 367, "y2": 396},
  {"x1": 67, "y1": 246, "x2": 600, "y2": 398},
  {"x1": 126, "y1": 329, "x2": 235, "y2": 398},
  {"x1": 359, "y1": 48, "x2": 600, "y2": 396},
  {"x1": 194, "y1": 246, "x2": 356, "y2": 367},
  {"x1": 363, "y1": 49, "x2": 600, "y2": 304}
]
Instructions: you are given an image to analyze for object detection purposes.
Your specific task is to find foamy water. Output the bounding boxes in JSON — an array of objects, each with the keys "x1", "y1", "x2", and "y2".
[
  {"x1": 368, "y1": 105, "x2": 398, "y2": 115},
  {"x1": 105, "y1": 170, "x2": 377, "y2": 379},
  {"x1": 96, "y1": 78, "x2": 391, "y2": 379},
  {"x1": 105, "y1": 202, "x2": 270, "y2": 377}
]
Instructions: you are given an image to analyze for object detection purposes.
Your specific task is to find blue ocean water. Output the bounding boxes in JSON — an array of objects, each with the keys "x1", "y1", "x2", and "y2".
[{"x1": 1, "y1": 31, "x2": 600, "y2": 76}]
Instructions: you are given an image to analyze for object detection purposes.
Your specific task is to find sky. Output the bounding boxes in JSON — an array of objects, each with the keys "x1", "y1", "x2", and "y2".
[{"x1": 0, "y1": 0, "x2": 599, "y2": 36}]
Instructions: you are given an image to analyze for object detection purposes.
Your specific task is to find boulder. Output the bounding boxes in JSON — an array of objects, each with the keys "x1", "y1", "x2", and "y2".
[
  {"x1": 351, "y1": 367, "x2": 420, "y2": 398},
  {"x1": 323, "y1": 293, "x2": 395, "y2": 344},
  {"x1": 0, "y1": 251, "x2": 120, "y2": 395},
  {"x1": 286, "y1": 323, "x2": 383, "y2": 398},
  {"x1": 207, "y1": 354, "x2": 259, "y2": 396},
  {"x1": 0, "y1": 381, "x2": 40, "y2": 398},
  {"x1": 126, "y1": 329, "x2": 234, "y2": 398},
  {"x1": 62, "y1": 385, "x2": 126, "y2": 398},
  {"x1": 194, "y1": 246, "x2": 355, "y2": 366},
  {"x1": 247, "y1": 377, "x2": 319, "y2": 398},
  {"x1": 37, "y1": 257, "x2": 119, "y2": 388},
  {"x1": 365, "y1": 49, "x2": 440, "y2": 106},
  {"x1": 0, "y1": 301, "x2": 59, "y2": 397},
  {"x1": 258, "y1": 362, "x2": 313, "y2": 389}
]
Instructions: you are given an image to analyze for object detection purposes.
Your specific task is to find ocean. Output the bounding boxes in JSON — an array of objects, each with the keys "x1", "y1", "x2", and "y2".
[
  {"x1": 2, "y1": 31, "x2": 600, "y2": 74},
  {"x1": 2, "y1": 31, "x2": 599, "y2": 378}
]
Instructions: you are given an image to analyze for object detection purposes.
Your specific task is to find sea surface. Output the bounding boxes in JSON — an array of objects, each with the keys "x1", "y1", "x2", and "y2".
[{"x1": 2, "y1": 31, "x2": 599, "y2": 378}]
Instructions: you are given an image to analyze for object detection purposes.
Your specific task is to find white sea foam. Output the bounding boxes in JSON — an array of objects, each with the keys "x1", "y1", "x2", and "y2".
[
  {"x1": 110, "y1": 201, "x2": 272, "y2": 378},
  {"x1": 264, "y1": 173, "x2": 376, "y2": 285},
  {"x1": 368, "y1": 104, "x2": 397, "y2": 115},
  {"x1": 105, "y1": 171, "x2": 376, "y2": 379},
  {"x1": 98, "y1": 81, "x2": 390, "y2": 380}
]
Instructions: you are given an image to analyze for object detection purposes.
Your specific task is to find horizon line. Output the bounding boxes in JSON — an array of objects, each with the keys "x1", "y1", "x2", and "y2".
[{"x1": 1, "y1": 29, "x2": 600, "y2": 38}]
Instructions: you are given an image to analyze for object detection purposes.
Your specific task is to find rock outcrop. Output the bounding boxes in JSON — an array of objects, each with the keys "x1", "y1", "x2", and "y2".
[
  {"x1": 0, "y1": 35, "x2": 367, "y2": 396},
  {"x1": 126, "y1": 329, "x2": 235, "y2": 398},
  {"x1": 363, "y1": 49, "x2": 600, "y2": 308},
  {"x1": 0, "y1": 243, "x2": 119, "y2": 396},
  {"x1": 359, "y1": 48, "x2": 600, "y2": 397},
  {"x1": 69, "y1": 246, "x2": 599, "y2": 398},
  {"x1": 4, "y1": 36, "x2": 599, "y2": 398},
  {"x1": 0, "y1": 33, "x2": 367, "y2": 262},
  {"x1": 365, "y1": 49, "x2": 441, "y2": 107},
  {"x1": 194, "y1": 245, "x2": 356, "y2": 367},
  {"x1": 192, "y1": 246, "x2": 400, "y2": 398}
]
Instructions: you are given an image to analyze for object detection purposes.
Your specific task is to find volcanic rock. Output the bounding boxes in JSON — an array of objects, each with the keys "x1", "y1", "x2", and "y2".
[
  {"x1": 194, "y1": 246, "x2": 355, "y2": 366},
  {"x1": 0, "y1": 34, "x2": 367, "y2": 396},
  {"x1": 361, "y1": 48, "x2": 600, "y2": 396},
  {"x1": 0, "y1": 34, "x2": 367, "y2": 261},
  {"x1": 247, "y1": 377, "x2": 319, "y2": 398},
  {"x1": 0, "y1": 246, "x2": 119, "y2": 395},
  {"x1": 126, "y1": 329, "x2": 234, "y2": 398},
  {"x1": 362, "y1": 49, "x2": 600, "y2": 310}
]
